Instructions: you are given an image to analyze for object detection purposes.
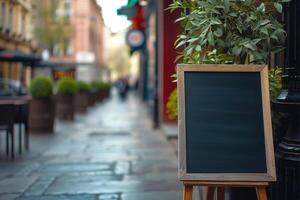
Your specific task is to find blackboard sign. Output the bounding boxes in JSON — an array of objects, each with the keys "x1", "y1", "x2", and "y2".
[{"x1": 177, "y1": 64, "x2": 276, "y2": 182}]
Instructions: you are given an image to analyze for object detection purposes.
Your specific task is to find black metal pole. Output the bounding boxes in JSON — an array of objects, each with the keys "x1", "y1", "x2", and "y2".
[
  {"x1": 272, "y1": 1, "x2": 300, "y2": 200},
  {"x1": 153, "y1": 0, "x2": 160, "y2": 129}
]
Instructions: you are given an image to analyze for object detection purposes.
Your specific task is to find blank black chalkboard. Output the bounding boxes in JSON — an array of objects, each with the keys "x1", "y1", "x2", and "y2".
[{"x1": 177, "y1": 65, "x2": 276, "y2": 182}]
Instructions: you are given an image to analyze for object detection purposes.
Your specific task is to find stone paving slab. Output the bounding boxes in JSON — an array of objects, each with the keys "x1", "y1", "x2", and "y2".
[
  {"x1": 0, "y1": 194, "x2": 20, "y2": 200},
  {"x1": 0, "y1": 93, "x2": 181, "y2": 200},
  {"x1": 122, "y1": 190, "x2": 182, "y2": 200},
  {"x1": 17, "y1": 194, "x2": 97, "y2": 200},
  {"x1": 0, "y1": 177, "x2": 38, "y2": 194},
  {"x1": 37, "y1": 163, "x2": 113, "y2": 173}
]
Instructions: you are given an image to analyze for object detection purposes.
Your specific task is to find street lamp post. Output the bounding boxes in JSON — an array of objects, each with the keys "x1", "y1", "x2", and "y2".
[{"x1": 272, "y1": 1, "x2": 300, "y2": 200}]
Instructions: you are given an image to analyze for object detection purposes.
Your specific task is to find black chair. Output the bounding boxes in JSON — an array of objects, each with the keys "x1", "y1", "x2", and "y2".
[
  {"x1": 0, "y1": 104, "x2": 15, "y2": 158},
  {"x1": 14, "y1": 102, "x2": 29, "y2": 154}
]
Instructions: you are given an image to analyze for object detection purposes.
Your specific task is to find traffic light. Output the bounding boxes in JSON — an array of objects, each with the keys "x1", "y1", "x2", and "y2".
[
  {"x1": 130, "y1": 4, "x2": 145, "y2": 30},
  {"x1": 117, "y1": 1, "x2": 145, "y2": 29}
]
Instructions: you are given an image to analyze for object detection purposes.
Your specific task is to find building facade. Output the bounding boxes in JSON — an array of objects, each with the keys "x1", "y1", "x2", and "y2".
[
  {"x1": 136, "y1": 0, "x2": 180, "y2": 126},
  {"x1": 46, "y1": 0, "x2": 106, "y2": 82},
  {"x1": 0, "y1": 0, "x2": 36, "y2": 84}
]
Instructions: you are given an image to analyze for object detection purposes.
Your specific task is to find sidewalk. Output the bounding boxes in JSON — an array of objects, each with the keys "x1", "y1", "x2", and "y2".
[{"x1": 0, "y1": 92, "x2": 182, "y2": 200}]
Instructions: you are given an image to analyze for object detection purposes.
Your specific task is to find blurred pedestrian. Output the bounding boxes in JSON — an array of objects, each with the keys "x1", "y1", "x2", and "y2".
[{"x1": 117, "y1": 78, "x2": 129, "y2": 100}]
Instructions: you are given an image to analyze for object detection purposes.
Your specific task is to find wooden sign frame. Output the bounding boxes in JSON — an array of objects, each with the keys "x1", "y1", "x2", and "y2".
[{"x1": 177, "y1": 64, "x2": 276, "y2": 182}]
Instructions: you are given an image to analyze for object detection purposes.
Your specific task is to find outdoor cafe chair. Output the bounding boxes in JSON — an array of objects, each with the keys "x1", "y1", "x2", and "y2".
[
  {"x1": 14, "y1": 102, "x2": 29, "y2": 154},
  {"x1": 0, "y1": 104, "x2": 15, "y2": 158}
]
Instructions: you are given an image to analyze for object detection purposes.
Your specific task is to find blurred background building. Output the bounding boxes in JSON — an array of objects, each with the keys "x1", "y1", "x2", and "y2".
[
  {"x1": 34, "y1": 0, "x2": 107, "y2": 82},
  {"x1": 117, "y1": 0, "x2": 181, "y2": 128},
  {"x1": 0, "y1": 0, "x2": 37, "y2": 85}
]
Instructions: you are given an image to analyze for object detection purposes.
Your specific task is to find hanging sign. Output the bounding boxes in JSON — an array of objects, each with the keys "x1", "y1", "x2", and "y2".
[
  {"x1": 52, "y1": 69, "x2": 75, "y2": 81},
  {"x1": 117, "y1": 6, "x2": 137, "y2": 19}
]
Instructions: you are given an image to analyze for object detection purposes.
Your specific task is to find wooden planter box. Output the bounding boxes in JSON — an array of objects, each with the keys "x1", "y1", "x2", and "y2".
[
  {"x1": 56, "y1": 94, "x2": 75, "y2": 120},
  {"x1": 87, "y1": 91, "x2": 95, "y2": 106},
  {"x1": 75, "y1": 92, "x2": 89, "y2": 113},
  {"x1": 91, "y1": 91, "x2": 96, "y2": 106},
  {"x1": 97, "y1": 90, "x2": 105, "y2": 102},
  {"x1": 104, "y1": 88, "x2": 111, "y2": 99},
  {"x1": 95, "y1": 91, "x2": 101, "y2": 102},
  {"x1": 29, "y1": 98, "x2": 55, "y2": 133}
]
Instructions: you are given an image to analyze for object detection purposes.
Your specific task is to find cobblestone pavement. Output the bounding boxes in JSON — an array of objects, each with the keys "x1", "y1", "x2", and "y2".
[{"x1": 0, "y1": 92, "x2": 182, "y2": 200}]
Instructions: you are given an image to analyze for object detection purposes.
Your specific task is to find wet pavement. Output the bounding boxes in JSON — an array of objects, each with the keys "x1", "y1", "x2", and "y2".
[{"x1": 0, "y1": 92, "x2": 182, "y2": 200}]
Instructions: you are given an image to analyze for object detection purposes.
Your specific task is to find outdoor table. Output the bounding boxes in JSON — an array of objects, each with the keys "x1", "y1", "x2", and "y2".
[{"x1": 0, "y1": 96, "x2": 31, "y2": 105}]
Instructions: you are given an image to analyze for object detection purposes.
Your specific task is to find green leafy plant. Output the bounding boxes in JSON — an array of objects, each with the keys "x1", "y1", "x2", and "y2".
[
  {"x1": 98, "y1": 82, "x2": 112, "y2": 90},
  {"x1": 169, "y1": 0, "x2": 287, "y2": 64},
  {"x1": 166, "y1": 88, "x2": 178, "y2": 120},
  {"x1": 76, "y1": 81, "x2": 91, "y2": 93},
  {"x1": 269, "y1": 66, "x2": 282, "y2": 102},
  {"x1": 29, "y1": 76, "x2": 53, "y2": 98},
  {"x1": 56, "y1": 78, "x2": 77, "y2": 95},
  {"x1": 171, "y1": 49, "x2": 235, "y2": 83},
  {"x1": 201, "y1": 49, "x2": 234, "y2": 64},
  {"x1": 167, "y1": 49, "x2": 235, "y2": 120},
  {"x1": 90, "y1": 81, "x2": 111, "y2": 91},
  {"x1": 268, "y1": 66, "x2": 285, "y2": 141}
]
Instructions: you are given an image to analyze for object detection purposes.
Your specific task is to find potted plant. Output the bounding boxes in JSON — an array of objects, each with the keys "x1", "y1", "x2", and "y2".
[
  {"x1": 91, "y1": 81, "x2": 102, "y2": 102},
  {"x1": 89, "y1": 80, "x2": 109, "y2": 103},
  {"x1": 93, "y1": 81, "x2": 112, "y2": 101},
  {"x1": 168, "y1": 0, "x2": 287, "y2": 111},
  {"x1": 55, "y1": 77, "x2": 77, "y2": 120},
  {"x1": 169, "y1": 0, "x2": 288, "y2": 199},
  {"x1": 169, "y1": 0, "x2": 286, "y2": 65},
  {"x1": 88, "y1": 81, "x2": 97, "y2": 106},
  {"x1": 75, "y1": 80, "x2": 90, "y2": 113},
  {"x1": 29, "y1": 76, "x2": 55, "y2": 133},
  {"x1": 102, "y1": 82, "x2": 112, "y2": 99}
]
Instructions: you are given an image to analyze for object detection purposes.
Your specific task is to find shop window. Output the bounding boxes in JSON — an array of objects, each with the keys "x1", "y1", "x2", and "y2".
[
  {"x1": 53, "y1": 44, "x2": 62, "y2": 56},
  {"x1": 21, "y1": 12, "x2": 26, "y2": 37},
  {"x1": 0, "y1": 63, "x2": 3, "y2": 79},
  {"x1": 1, "y1": 1, "x2": 6, "y2": 30},
  {"x1": 64, "y1": 0, "x2": 71, "y2": 22},
  {"x1": 9, "y1": 6, "x2": 13, "y2": 33},
  {"x1": 63, "y1": 38, "x2": 72, "y2": 56}
]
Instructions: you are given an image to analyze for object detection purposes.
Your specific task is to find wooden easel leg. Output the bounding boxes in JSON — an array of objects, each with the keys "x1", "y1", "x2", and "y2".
[
  {"x1": 183, "y1": 184, "x2": 193, "y2": 200},
  {"x1": 206, "y1": 187, "x2": 216, "y2": 200},
  {"x1": 217, "y1": 187, "x2": 225, "y2": 200},
  {"x1": 256, "y1": 186, "x2": 268, "y2": 200}
]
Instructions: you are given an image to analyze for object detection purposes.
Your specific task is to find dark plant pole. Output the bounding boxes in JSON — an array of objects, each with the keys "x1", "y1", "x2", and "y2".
[{"x1": 272, "y1": 1, "x2": 300, "y2": 200}]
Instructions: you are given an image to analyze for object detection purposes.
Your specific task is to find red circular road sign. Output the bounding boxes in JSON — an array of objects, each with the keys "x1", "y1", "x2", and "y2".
[{"x1": 126, "y1": 29, "x2": 145, "y2": 49}]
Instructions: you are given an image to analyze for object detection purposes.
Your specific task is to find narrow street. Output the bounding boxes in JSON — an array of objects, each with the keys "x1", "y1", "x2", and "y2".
[{"x1": 0, "y1": 91, "x2": 181, "y2": 200}]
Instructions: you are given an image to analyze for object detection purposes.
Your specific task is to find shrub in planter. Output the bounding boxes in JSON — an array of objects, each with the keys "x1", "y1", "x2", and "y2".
[
  {"x1": 101, "y1": 82, "x2": 112, "y2": 98},
  {"x1": 90, "y1": 81, "x2": 108, "y2": 102},
  {"x1": 29, "y1": 76, "x2": 55, "y2": 133},
  {"x1": 88, "y1": 81, "x2": 98, "y2": 106},
  {"x1": 77, "y1": 80, "x2": 91, "y2": 93},
  {"x1": 75, "y1": 80, "x2": 90, "y2": 113},
  {"x1": 55, "y1": 78, "x2": 77, "y2": 120},
  {"x1": 90, "y1": 81, "x2": 101, "y2": 93},
  {"x1": 57, "y1": 78, "x2": 77, "y2": 95},
  {"x1": 93, "y1": 81, "x2": 112, "y2": 100}
]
